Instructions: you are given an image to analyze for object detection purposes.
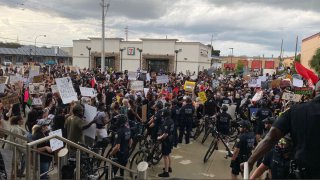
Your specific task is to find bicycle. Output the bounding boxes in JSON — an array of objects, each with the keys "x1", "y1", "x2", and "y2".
[
  {"x1": 203, "y1": 127, "x2": 234, "y2": 163},
  {"x1": 201, "y1": 115, "x2": 217, "y2": 144}
]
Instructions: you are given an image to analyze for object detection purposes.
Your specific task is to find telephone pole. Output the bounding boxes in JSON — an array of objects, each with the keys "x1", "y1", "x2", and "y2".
[
  {"x1": 100, "y1": 0, "x2": 109, "y2": 72},
  {"x1": 294, "y1": 36, "x2": 298, "y2": 61}
]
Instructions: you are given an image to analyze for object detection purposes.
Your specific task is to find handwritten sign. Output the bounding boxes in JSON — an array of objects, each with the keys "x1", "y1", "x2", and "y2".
[
  {"x1": 32, "y1": 97, "x2": 42, "y2": 106},
  {"x1": 292, "y1": 78, "x2": 303, "y2": 87},
  {"x1": 198, "y1": 91, "x2": 207, "y2": 103},
  {"x1": 184, "y1": 81, "x2": 196, "y2": 93},
  {"x1": 80, "y1": 87, "x2": 96, "y2": 97},
  {"x1": 84, "y1": 104, "x2": 97, "y2": 139},
  {"x1": 55, "y1": 77, "x2": 78, "y2": 104},
  {"x1": 282, "y1": 92, "x2": 302, "y2": 102},
  {"x1": 0, "y1": 94, "x2": 20, "y2": 108},
  {"x1": 248, "y1": 78, "x2": 261, "y2": 87},
  {"x1": 0, "y1": 76, "x2": 8, "y2": 84},
  {"x1": 252, "y1": 90, "x2": 263, "y2": 102},
  {"x1": 9, "y1": 75, "x2": 23, "y2": 84},
  {"x1": 29, "y1": 83, "x2": 45, "y2": 94},
  {"x1": 130, "y1": 80, "x2": 144, "y2": 91},
  {"x1": 33, "y1": 75, "x2": 43, "y2": 83},
  {"x1": 156, "y1": 75, "x2": 169, "y2": 84},
  {"x1": 51, "y1": 85, "x2": 59, "y2": 94},
  {"x1": 49, "y1": 129, "x2": 64, "y2": 152},
  {"x1": 128, "y1": 72, "x2": 137, "y2": 80},
  {"x1": 294, "y1": 87, "x2": 313, "y2": 95}
]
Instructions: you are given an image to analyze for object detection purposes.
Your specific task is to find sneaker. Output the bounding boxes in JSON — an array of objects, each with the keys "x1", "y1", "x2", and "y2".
[
  {"x1": 158, "y1": 172, "x2": 170, "y2": 177},
  {"x1": 162, "y1": 167, "x2": 172, "y2": 173}
]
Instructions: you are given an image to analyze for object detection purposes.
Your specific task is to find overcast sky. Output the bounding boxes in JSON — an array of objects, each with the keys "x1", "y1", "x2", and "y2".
[{"x1": 0, "y1": 0, "x2": 319, "y2": 57}]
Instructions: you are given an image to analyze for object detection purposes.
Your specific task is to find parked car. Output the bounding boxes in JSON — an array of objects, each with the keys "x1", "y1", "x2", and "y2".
[{"x1": 2, "y1": 60, "x2": 12, "y2": 66}]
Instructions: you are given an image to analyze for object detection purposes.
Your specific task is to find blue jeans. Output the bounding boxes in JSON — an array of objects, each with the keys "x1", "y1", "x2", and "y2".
[{"x1": 40, "y1": 161, "x2": 51, "y2": 179}]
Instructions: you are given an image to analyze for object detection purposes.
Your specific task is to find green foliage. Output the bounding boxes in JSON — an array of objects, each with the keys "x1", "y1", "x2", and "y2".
[
  {"x1": 295, "y1": 54, "x2": 301, "y2": 63},
  {"x1": 310, "y1": 48, "x2": 320, "y2": 74},
  {"x1": 0, "y1": 42, "x2": 22, "y2": 48},
  {"x1": 212, "y1": 50, "x2": 220, "y2": 56},
  {"x1": 236, "y1": 61, "x2": 244, "y2": 73}
]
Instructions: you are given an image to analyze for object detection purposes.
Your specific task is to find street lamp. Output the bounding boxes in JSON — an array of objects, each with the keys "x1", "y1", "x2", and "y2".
[
  {"x1": 86, "y1": 46, "x2": 91, "y2": 69},
  {"x1": 229, "y1": 48, "x2": 234, "y2": 70},
  {"x1": 34, "y1": 35, "x2": 46, "y2": 61},
  {"x1": 119, "y1": 47, "x2": 126, "y2": 72},
  {"x1": 137, "y1": 48, "x2": 142, "y2": 70},
  {"x1": 174, "y1": 49, "x2": 182, "y2": 74}
]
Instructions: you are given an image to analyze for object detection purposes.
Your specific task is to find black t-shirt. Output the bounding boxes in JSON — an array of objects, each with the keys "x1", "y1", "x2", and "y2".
[
  {"x1": 217, "y1": 112, "x2": 232, "y2": 127},
  {"x1": 204, "y1": 99, "x2": 218, "y2": 116},
  {"x1": 263, "y1": 148, "x2": 291, "y2": 179},
  {"x1": 236, "y1": 132, "x2": 255, "y2": 159},
  {"x1": 273, "y1": 97, "x2": 320, "y2": 172},
  {"x1": 180, "y1": 104, "x2": 195, "y2": 120},
  {"x1": 171, "y1": 106, "x2": 180, "y2": 124},
  {"x1": 221, "y1": 97, "x2": 232, "y2": 105},
  {"x1": 114, "y1": 126, "x2": 131, "y2": 154},
  {"x1": 256, "y1": 108, "x2": 272, "y2": 123},
  {"x1": 32, "y1": 131, "x2": 52, "y2": 162}
]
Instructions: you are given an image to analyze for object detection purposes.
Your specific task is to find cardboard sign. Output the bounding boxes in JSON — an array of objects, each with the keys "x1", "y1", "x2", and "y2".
[
  {"x1": 243, "y1": 75, "x2": 251, "y2": 81},
  {"x1": 184, "y1": 81, "x2": 196, "y2": 93},
  {"x1": 51, "y1": 85, "x2": 59, "y2": 94},
  {"x1": 29, "y1": 83, "x2": 45, "y2": 94},
  {"x1": 55, "y1": 77, "x2": 78, "y2": 104},
  {"x1": 198, "y1": 91, "x2": 207, "y2": 103},
  {"x1": 32, "y1": 97, "x2": 42, "y2": 106},
  {"x1": 0, "y1": 76, "x2": 9, "y2": 84},
  {"x1": 80, "y1": 87, "x2": 96, "y2": 97},
  {"x1": 0, "y1": 94, "x2": 20, "y2": 108},
  {"x1": 141, "y1": 104, "x2": 147, "y2": 122},
  {"x1": 49, "y1": 129, "x2": 64, "y2": 152},
  {"x1": 84, "y1": 104, "x2": 97, "y2": 139},
  {"x1": 156, "y1": 75, "x2": 169, "y2": 84},
  {"x1": 294, "y1": 87, "x2": 313, "y2": 95},
  {"x1": 128, "y1": 72, "x2": 137, "y2": 80},
  {"x1": 271, "y1": 79, "x2": 281, "y2": 88},
  {"x1": 0, "y1": 84, "x2": 5, "y2": 93},
  {"x1": 130, "y1": 80, "x2": 144, "y2": 91},
  {"x1": 248, "y1": 78, "x2": 261, "y2": 87},
  {"x1": 282, "y1": 92, "x2": 302, "y2": 102},
  {"x1": 292, "y1": 78, "x2": 303, "y2": 87},
  {"x1": 9, "y1": 75, "x2": 23, "y2": 84},
  {"x1": 33, "y1": 75, "x2": 43, "y2": 83}
]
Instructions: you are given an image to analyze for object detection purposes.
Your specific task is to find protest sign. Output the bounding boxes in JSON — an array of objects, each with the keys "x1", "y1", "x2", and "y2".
[
  {"x1": 144, "y1": 88, "x2": 149, "y2": 97},
  {"x1": 198, "y1": 91, "x2": 207, "y2": 103},
  {"x1": 29, "y1": 68, "x2": 40, "y2": 78},
  {"x1": 33, "y1": 75, "x2": 43, "y2": 83},
  {"x1": 9, "y1": 75, "x2": 23, "y2": 84},
  {"x1": 146, "y1": 73, "x2": 151, "y2": 81},
  {"x1": 32, "y1": 97, "x2": 42, "y2": 106},
  {"x1": 130, "y1": 80, "x2": 144, "y2": 91},
  {"x1": 84, "y1": 104, "x2": 97, "y2": 139},
  {"x1": 258, "y1": 76, "x2": 267, "y2": 82},
  {"x1": 249, "y1": 108, "x2": 259, "y2": 121},
  {"x1": 243, "y1": 75, "x2": 251, "y2": 81},
  {"x1": 156, "y1": 75, "x2": 169, "y2": 84},
  {"x1": 0, "y1": 84, "x2": 5, "y2": 93},
  {"x1": 252, "y1": 90, "x2": 263, "y2": 102},
  {"x1": 282, "y1": 92, "x2": 302, "y2": 102},
  {"x1": 271, "y1": 79, "x2": 281, "y2": 88},
  {"x1": 0, "y1": 94, "x2": 20, "y2": 108},
  {"x1": 292, "y1": 78, "x2": 303, "y2": 87},
  {"x1": 49, "y1": 129, "x2": 64, "y2": 152},
  {"x1": 128, "y1": 72, "x2": 137, "y2": 80},
  {"x1": 29, "y1": 83, "x2": 45, "y2": 94},
  {"x1": 184, "y1": 81, "x2": 196, "y2": 93},
  {"x1": 80, "y1": 87, "x2": 96, "y2": 97},
  {"x1": 248, "y1": 78, "x2": 261, "y2": 88},
  {"x1": 55, "y1": 77, "x2": 78, "y2": 104},
  {"x1": 0, "y1": 76, "x2": 8, "y2": 84},
  {"x1": 294, "y1": 87, "x2": 313, "y2": 95},
  {"x1": 142, "y1": 104, "x2": 147, "y2": 122},
  {"x1": 51, "y1": 85, "x2": 59, "y2": 94}
]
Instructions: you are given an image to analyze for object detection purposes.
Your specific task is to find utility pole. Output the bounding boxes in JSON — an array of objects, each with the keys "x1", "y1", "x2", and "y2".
[
  {"x1": 280, "y1": 39, "x2": 283, "y2": 60},
  {"x1": 101, "y1": 0, "x2": 109, "y2": 72},
  {"x1": 294, "y1": 36, "x2": 298, "y2": 61}
]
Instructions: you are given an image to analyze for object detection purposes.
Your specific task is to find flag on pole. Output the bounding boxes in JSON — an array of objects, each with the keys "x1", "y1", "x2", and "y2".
[{"x1": 294, "y1": 62, "x2": 318, "y2": 85}]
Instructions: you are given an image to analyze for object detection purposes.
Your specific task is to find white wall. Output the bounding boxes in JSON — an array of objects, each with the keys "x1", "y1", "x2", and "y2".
[
  {"x1": 143, "y1": 40, "x2": 176, "y2": 55},
  {"x1": 72, "y1": 40, "x2": 90, "y2": 68}
]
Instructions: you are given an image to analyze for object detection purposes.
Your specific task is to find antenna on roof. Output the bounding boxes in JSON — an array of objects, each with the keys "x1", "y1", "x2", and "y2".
[{"x1": 125, "y1": 26, "x2": 128, "y2": 41}]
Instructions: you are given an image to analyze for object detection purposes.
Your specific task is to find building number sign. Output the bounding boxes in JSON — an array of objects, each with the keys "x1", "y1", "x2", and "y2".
[{"x1": 127, "y1": 47, "x2": 135, "y2": 55}]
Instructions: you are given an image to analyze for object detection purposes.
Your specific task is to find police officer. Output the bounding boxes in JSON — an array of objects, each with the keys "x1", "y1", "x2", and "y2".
[
  {"x1": 158, "y1": 107, "x2": 175, "y2": 177},
  {"x1": 250, "y1": 136, "x2": 293, "y2": 179},
  {"x1": 149, "y1": 101, "x2": 164, "y2": 141},
  {"x1": 204, "y1": 94, "x2": 219, "y2": 116},
  {"x1": 178, "y1": 96, "x2": 195, "y2": 144},
  {"x1": 170, "y1": 99, "x2": 180, "y2": 147},
  {"x1": 255, "y1": 100, "x2": 272, "y2": 142},
  {"x1": 230, "y1": 120, "x2": 255, "y2": 180},
  {"x1": 216, "y1": 105, "x2": 232, "y2": 135},
  {"x1": 246, "y1": 81, "x2": 320, "y2": 179},
  {"x1": 110, "y1": 114, "x2": 132, "y2": 177}
]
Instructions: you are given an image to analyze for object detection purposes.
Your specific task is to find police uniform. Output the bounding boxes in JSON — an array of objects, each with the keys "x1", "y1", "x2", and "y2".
[
  {"x1": 217, "y1": 111, "x2": 232, "y2": 135},
  {"x1": 171, "y1": 105, "x2": 180, "y2": 147},
  {"x1": 204, "y1": 98, "x2": 218, "y2": 116},
  {"x1": 231, "y1": 131, "x2": 255, "y2": 175},
  {"x1": 178, "y1": 103, "x2": 195, "y2": 144},
  {"x1": 113, "y1": 126, "x2": 131, "y2": 176},
  {"x1": 152, "y1": 110, "x2": 164, "y2": 140},
  {"x1": 273, "y1": 96, "x2": 320, "y2": 178},
  {"x1": 160, "y1": 117, "x2": 175, "y2": 156},
  {"x1": 255, "y1": 107, "x2": 272, "y2": 135}
]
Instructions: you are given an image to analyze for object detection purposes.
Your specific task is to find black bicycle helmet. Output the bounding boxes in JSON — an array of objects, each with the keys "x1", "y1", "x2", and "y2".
[
  {"x1": 155, "y1": 101, "x2": 163, "y2": 110},
  {"x1": 221, "y1": 105, "x2": 228, "y2": 111},
  {"x1": 239, "y1": 120, "x2": 250, "y2": 129},
  {"x1": 115, "y1": 114, "x2": 128, "y2": 127},
  {"x1": 262, "y1": 117, "x2": 275, "y2": 124}
]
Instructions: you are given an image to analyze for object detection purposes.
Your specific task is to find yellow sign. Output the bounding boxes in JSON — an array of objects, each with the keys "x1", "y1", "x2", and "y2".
[
  {"x1": 184, "y1": 81, "x2": 196, "y2": 93},
  {"x1": 198, "y1": 91, "x2": 207, "y2": 103}
]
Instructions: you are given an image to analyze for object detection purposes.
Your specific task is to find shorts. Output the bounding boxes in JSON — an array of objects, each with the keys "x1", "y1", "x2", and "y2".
[
  {"x1": 162, "y1": 141, "x2": 172, "y2": 156},
  {"x1": 231, "y1": 159, "x2": 241, "y2": 175}
]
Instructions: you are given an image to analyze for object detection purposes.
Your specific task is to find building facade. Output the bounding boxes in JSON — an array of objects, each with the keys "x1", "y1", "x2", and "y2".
[
  {"x1": 301, "y1": 32, "x2": 320, "y2": 71},
  {"x1": 72, "y1": 38, "x2": 212, "y2": 74},
  {"x1": 220, "y1": 56, "x2": 280, "y2": 71}
]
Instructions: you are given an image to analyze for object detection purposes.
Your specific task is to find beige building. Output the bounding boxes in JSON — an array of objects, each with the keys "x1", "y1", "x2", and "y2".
[
  {"x1": 220, "y1": 56, "x2": 280, "y2": 70},
  {"x1": 282, "y1": 56, "x2": 294, "y2": 68},
  {"x1": 301, "y1": 32, "x2": 320, "y2": 71}
]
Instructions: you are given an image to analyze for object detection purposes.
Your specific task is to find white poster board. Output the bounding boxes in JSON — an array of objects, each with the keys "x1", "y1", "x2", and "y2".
[
  {"x1": 252, "y1": 91, "x2": 263, "y2": 102},
  {"x1": 146, "y1": 73, "x2": 151, "y2": 81},
  {"x1": 144, "y1": 88, "x2": 149, "y2": 97},
  {"x1": 84, "y1": 104, "x2": 97, "y2": 139},
  {"x1": 293, "y1": 78, "x2": 303, "y2": 87},
  {"x1": 130, "y1": 80, "x2": 144, "y2": 91},
  {"x1": 55, "y1": 77, "x2": 78, "y2": 104},
  {"x1": 128, "y1": 72, "x2": 137, "y2": 80},
  {"x1": 32, "y1": 97, "x2": 42, "y2": 106},
  {"x1": 51, "y1": 85, "x2": 59, "y2": 94},
  {"x1": 9, "y1": 75, "x2": 23, "y2": 84},
  {"x1": 258, "y1": 76, "x2": 267, "y2": 82},
  {"x1": 156, "y1": 75, "x2": 169, "y2": 84},
  {"x1": 282, "y1": 92, "x2": 302, "y2": 102},
  {"x1": 49, "y1": 129, "x2": 64, "y2": 152},
  {"x1": 248, "y1": 78, "x2": 261, "y2": 88},
  {"x1": 0, "y1": 84, "x2": 5, "y2": 93},
  {"x1": 29, "y1": 83, "x2": 45, "y2": 94},
  {"x1": 80, "y1": 87, "x2": 96, "y2": 97}
]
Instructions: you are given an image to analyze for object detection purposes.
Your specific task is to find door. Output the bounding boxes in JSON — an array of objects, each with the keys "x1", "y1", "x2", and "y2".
[{"x1": 147, "y1": 59, "x2": 169, "y2": 73}]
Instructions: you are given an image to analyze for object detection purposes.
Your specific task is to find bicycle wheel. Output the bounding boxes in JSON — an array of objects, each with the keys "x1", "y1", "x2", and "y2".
[
  {"x1": 203, "y1": 139, "x2": 218, "y2": 163},
  {"x1": 129, "y1": 150, "x2": 148, "y2": 178},
  {"x1": 201, "y1": 127, "x2": 212, "y2": 144},
  {"x1": 193, "y1": 121, "x2": 204, "y2": 140},
  {"x1": 151, "y1": 143, "x2": 163, "y2": 165}
]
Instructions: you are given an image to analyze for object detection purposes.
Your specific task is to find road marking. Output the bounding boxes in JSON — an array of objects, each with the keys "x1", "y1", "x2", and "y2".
[
  {"x1": 179, "y1": 160, "x2": 192, "y2": 165},
  {"x1": 200, "y1": 173, "x2": 215, "y2": 178},
  {"x1": 171, "y1": 155, "x2": 183, "y2": 159}
]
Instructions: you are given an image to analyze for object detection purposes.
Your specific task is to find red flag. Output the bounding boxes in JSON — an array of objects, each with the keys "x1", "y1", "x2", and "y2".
[{"x1": 294, "y1": 62, "x2": 318, "y2": 85}]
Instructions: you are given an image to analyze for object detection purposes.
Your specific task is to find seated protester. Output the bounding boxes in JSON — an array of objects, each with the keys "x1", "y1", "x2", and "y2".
[
  {"x1": 250, "y1": 136, "x2": 293, "y2": 179},
  {"x1": 32, "y1": 119, "x2": 53, "y2": 179},
  {"x1": 216, "y1": 105, "x2": 232, "y2": 135}
]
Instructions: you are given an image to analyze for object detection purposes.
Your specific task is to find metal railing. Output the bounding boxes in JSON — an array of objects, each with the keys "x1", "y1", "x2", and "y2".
[
  {"x1": 0, "y1": 128, "x2": 28, "y2": 141},
  {"x1": 26, "y1": 134, "x2": 140, "y2": 180},
  {"x1": 244, "y1": 161, "x2": 249, "y2": 179}
]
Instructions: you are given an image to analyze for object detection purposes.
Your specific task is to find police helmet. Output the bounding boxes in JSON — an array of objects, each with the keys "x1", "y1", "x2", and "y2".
[
  {"x1": 185, "y1": 96, "x2": 192, "y2": 104},
  {"x1": 161, "y1": 108, "x2": 171, "y2": 118},
  {"x1": 115, "y1": 114, "x2": 128, "y2": 127},
  {"x1": 239, "y1": 120, "x2": 250, "y2": 129},
  {"x1": 221, "y1": 105, "x2": 228, "y2": 111},
  {"x1": 262, "y1": 117, "x2": 275, "y2": 124}
]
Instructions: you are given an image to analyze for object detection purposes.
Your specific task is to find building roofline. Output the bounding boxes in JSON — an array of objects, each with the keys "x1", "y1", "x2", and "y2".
[
  {"x1": 140, "y1": 38, "x2": 178, "y2": 41},
  {"x1": 89, "y1": 37, "x2": 124, "y2": 40},
  {"x1": 302, "y1": 32, "x2": 320, "y2": 42}
]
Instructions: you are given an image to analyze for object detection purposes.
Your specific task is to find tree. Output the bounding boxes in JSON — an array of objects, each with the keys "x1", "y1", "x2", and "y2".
[
  {"x1": 236, "y1": 61, "x2": 244, "y2": 73},
  {"x1": 0, "y1": 42, "x2": 21, "y2": 48},
  {"x1": 310, "y1": 48, "x2": 320, "y2": 74}
]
